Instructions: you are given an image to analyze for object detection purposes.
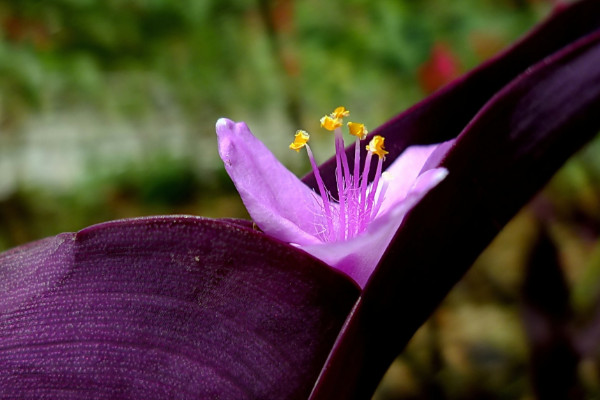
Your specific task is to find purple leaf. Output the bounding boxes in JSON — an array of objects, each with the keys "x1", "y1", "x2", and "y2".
[
  {"x1": 2, "y1": 1, "x2": 600, "y2": 399},
  {"x1": 0, "y1": 216, "x2": 358, "y2": 399},
  {"x1": 522, "y1": 227, "x2": 581, "y2": 399},
  {"x1": 310, "y1": 2, "x2": 600, "y2": 398}
]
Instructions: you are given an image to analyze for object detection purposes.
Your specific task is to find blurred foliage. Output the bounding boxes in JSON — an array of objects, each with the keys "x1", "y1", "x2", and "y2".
[
  {"x1": 0, "y1": 0, "x2": 551, "y2": 130},
  {"x1": 2, "y1": 0, "x2": 600, "y2": 399}
]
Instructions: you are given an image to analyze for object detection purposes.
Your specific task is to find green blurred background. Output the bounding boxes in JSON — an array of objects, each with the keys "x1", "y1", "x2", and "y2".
[{"x1": 1, "y1": 0, "x2": 599, "y2": 398}]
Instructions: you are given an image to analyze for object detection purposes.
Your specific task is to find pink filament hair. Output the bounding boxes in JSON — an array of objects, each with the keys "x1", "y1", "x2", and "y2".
[
  {"x1": 365, "y1": 157, "x2": 384, "y2": 220},
  {"x1": 305, "y1": 144, "x2": 334, "y2": 241}
]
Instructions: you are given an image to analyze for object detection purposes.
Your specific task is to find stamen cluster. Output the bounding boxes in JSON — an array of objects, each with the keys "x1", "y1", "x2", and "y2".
[{"x1": 289, "y1": 107, "x2": 389, "y2": 242}]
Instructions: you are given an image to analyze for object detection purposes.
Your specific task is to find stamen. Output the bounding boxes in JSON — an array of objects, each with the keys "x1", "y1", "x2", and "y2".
[
  {"x1": 289, "y1": 131, "x2": 335, "y2": 241},
  {"x1": 359, "y1": 151, "x2": 373, "y2": 233},
  {"x1": 361, "y1": 136, "x2": 388, "y2": 231},
  {"x1": 347, "y1": 122, "x2": 368, "y2": 236},
  {"x1": 320, "y1": 115, "x2": 342, "y2": 131},
  {"x1": 334, "y1": 128, "x2": 353, "y2": 240},
  {"x1": 304, "y1": 144, "x2": 335, "y2": 241},
  {"x1": 365, "y1": 155, "x2": 384, "y2": 219},
  {"x1": 366, "y1": 135, "x2": 389, "y2": 160},
  {"x1": 348, "y1": 122, "x2": 368, "y2": 140},
  {"x1": 289, "y1": 130, "x2": 310, "y2": 152},
  {"x1": 291, "y1": 107, "x2": 389, "y2": 242},
  {"x1": 334, "y1": 129, "x2": 352, "y2": 195},
  {"x1": 352, "y1": 139, "x2": 361, "y2": 187},
  {"x1": 333, "y1": 134, "x2": 346, "y2": 241},
  {"x1": 370, "y1": 172, "x2": 391, "y2": 219},
  {"x1": 331, "y1": 106, "x2": 350, "y2": 119},
  {"x1": 349, "y1": 139, "x2": 361, "y2": 237}
]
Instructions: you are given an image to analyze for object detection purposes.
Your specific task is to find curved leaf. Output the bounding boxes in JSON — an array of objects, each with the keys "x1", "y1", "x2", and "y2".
[
  {"x1": 522, "y1": 227, "x2": 581, "y2": 399},
  {"x1": 0, "y1": 216, "x2": 359, "y2": 399},
  {"x1": 310, "y1": 3, "x2": 600, "y2": 399}
]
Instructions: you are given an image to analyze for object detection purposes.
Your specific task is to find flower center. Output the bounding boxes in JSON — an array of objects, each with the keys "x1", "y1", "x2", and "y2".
[{"x1": 289, "y1": 106, "x2": 389, "y2": 243}]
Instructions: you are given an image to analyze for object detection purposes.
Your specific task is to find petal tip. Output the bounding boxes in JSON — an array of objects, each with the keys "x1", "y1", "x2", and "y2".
[
  {"x1": 412, "y1": 167, "x2": 449, "y2": 193},
  {"x1": 216, "y1": 117, "x2": 235, "y2": 133}
]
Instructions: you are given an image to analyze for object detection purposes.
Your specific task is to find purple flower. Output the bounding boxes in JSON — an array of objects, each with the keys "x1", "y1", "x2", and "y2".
[
  {"x1": 216, "y1": 110, "x2": 452, "y2": 288},
  {"x1": 1, "y1": 1, "x2": 600, "y2": 399}
]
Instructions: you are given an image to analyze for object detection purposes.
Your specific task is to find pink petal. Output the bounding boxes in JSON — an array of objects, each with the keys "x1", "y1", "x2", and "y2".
[
  {"x1": 216, "y1": 119, "x2": 322, "y2": 245},
  {"x1": 217, "y1": 119, "x2": 451, "y2": 287},
  {"x1": 375, "y1": 140, "x2": 453, "y2": 217},
  {"x1": 302, "y1": 167, "x2": 448, "y2": 288},
  {"x1": 419, "y1": 139, "x2": 456, "y2": 173}
]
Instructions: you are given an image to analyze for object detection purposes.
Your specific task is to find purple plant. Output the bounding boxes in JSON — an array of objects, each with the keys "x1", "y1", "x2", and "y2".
[
  {"x1": 2, "y1": 1, "x2": 600, "y2": 398},
  {"x1": 216, "y1": 113, "x2": 451, "y2": 288}
]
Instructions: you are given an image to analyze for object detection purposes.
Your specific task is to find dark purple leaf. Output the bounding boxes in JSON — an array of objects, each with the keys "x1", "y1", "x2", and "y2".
[
  {"x1": 310, "y1": 3, "x2": 600, "y2": 398},
  {"x1": 522, "y1": 227, "x2": 581, "y2": 399},
  {"x1": 0, "y1": 216, "x2": 358, "y2": 399}
]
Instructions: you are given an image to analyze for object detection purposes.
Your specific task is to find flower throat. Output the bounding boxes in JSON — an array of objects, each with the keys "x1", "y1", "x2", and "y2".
[{"x1": 289, "y1": 107, "x2": 389, "y2": 243}]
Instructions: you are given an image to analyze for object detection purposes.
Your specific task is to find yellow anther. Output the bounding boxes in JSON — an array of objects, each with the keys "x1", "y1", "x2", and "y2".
[
  {"x1": 320, "y1": 115, "x2": 342, "y2": 131},
  {"x1": 331, "y1": 106, "x2": 350, "y2": 119},
  {"x1": 289, "y1": 130, "x2": 310, "y2": 152},
  {"x1": 347, "y1": 122, "x2": 368, "y2": 140},
  {"x1": 366, "y1": 135, "x2": 388, "y2": 159}
]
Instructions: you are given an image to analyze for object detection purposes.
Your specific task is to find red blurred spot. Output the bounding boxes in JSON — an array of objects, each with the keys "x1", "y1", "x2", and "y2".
[
  {"x1": 270, "y1": 0, "x2": 294, "y2": 34},
  {"x1": 267, "y1": 0, "x2": 299, "y2": 77},
  {"x1": 2, "y1": 16, "x2": 52, "y2": 50},
  {"x1": 418, "y1": 43, "x2": 461, "y2": 94}
]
